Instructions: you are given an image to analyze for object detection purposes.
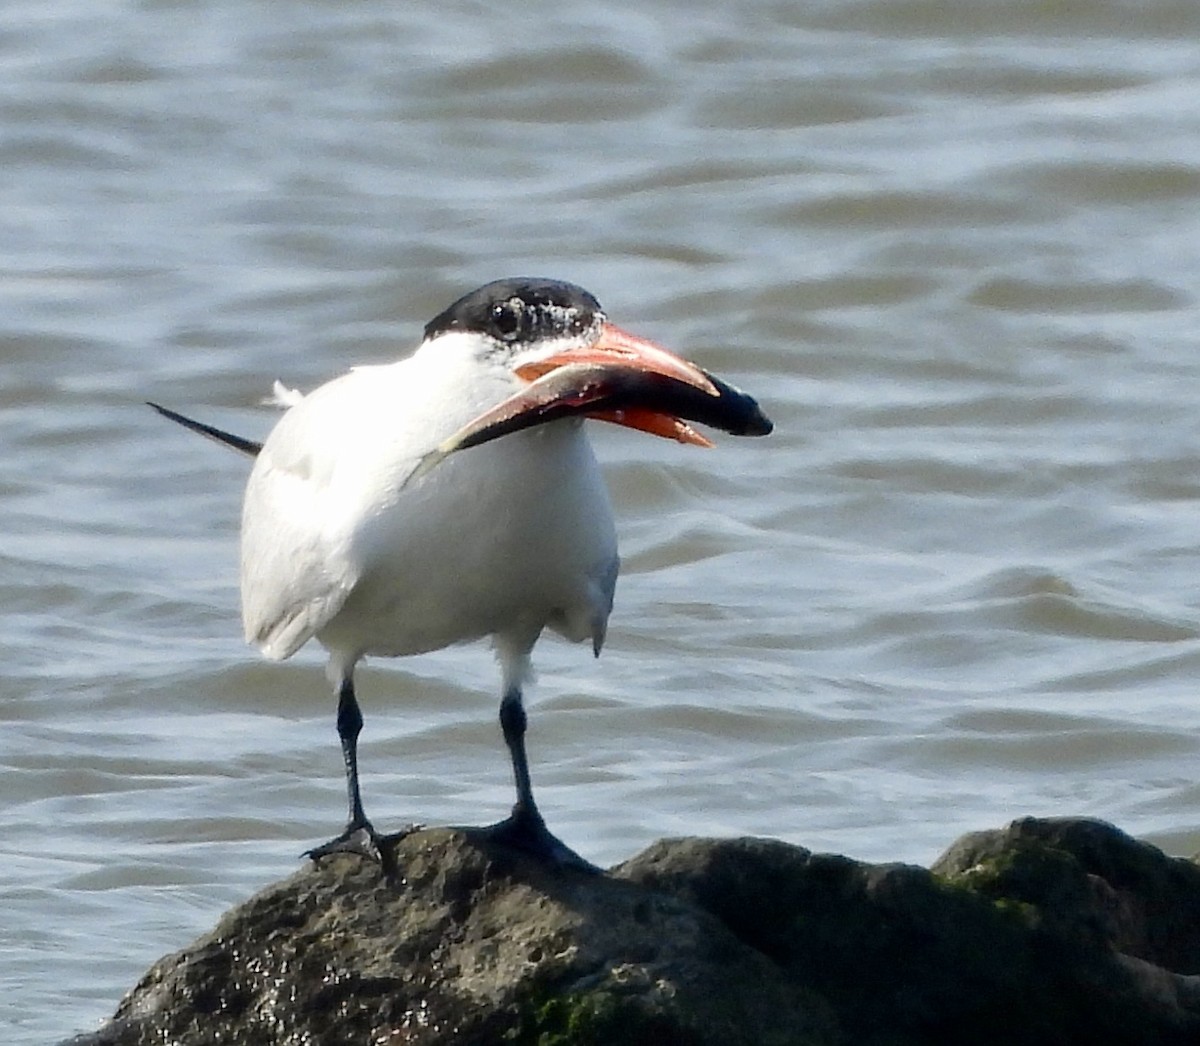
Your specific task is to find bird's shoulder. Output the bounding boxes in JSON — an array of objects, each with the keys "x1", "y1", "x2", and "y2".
[{"x1": 254, "y1": 365, "x2": 410, "y2": 480}]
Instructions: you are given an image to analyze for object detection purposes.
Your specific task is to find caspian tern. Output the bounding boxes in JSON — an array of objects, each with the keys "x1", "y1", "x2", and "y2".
[{"x1": 152, "y1": 277, "x2": 771, "y2": 873}]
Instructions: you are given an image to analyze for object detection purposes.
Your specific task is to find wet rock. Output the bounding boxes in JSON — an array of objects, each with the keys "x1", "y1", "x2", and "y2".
[{"x1": 63, "y1": 818, "x2": 1200, "y2": 1046}]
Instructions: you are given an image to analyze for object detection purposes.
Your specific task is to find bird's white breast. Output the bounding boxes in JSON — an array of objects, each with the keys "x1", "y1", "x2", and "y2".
[{"x1": 240, "y1": 336, "x2": 619, "y2": 672}]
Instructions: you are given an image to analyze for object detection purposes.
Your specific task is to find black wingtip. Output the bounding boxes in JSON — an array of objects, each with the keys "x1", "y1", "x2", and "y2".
[{"x1": 147, "y1": 401, "x2": 263, "y2": 457}]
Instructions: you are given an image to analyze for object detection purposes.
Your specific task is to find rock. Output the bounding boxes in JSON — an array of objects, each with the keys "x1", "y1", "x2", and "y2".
[
  {"x1": 62, "y1": 818, "x2": 1200, "y2": 1046},
  {"x1": 932, "y1": 816, "x2": 1200, "y2": 971}
]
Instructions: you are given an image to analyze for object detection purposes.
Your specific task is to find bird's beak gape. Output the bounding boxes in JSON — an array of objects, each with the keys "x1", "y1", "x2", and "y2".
[
  {"x1": 404, "y1": 321, "x2": 772, "y2": 489},
  {"x1": 513, "y1": 323, "x2": 721, "y2": 447}
]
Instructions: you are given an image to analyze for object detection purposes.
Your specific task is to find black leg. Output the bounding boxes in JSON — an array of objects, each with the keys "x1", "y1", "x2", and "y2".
[
  {"x1": 306, "y1": 675, "x2": 412, "y2": 875},
  {"x1": 337, "y1": 676, "x2": 368, "y2": 829},
  {"x1": 481, "y1": 686, "x2": 599, "y2": 873},
  {"x1": 500, "y1": 687, "x2": 536, "y2": 820}
]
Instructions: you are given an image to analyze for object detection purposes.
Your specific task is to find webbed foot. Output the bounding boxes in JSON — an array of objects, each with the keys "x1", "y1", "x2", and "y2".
[
  {"x1": 305, "y1": 819, "x2": 420, "y2": 879},
  {"x1": 477, "y1": 805, "x2": 600, "y2": 874}
]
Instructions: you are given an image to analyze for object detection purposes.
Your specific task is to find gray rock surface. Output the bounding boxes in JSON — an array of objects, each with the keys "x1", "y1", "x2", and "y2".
[{"x1": 63, "y1": 817, "x2": 1200, "y2": 1045}]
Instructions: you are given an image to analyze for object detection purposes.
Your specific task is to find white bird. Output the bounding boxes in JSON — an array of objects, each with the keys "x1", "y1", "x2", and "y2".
[{"x1": 152, "y1": 277, "x2": 771, "y2": 872}]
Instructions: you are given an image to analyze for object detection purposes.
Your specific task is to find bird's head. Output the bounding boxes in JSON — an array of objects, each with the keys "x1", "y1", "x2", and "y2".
[{"x1": 421, "y1": 277, "x2": 770, "y2": 451}]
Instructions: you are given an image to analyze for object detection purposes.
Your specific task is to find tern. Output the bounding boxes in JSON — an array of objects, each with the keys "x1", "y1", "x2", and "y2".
[{"x1": 152, "y1": 276, "x2": 771, "y2": 872}]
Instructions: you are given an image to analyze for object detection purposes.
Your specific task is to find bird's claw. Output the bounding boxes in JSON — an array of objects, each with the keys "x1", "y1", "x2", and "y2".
[{"x1": 305, "y1": 820, "x2": 422, "y2": 879}]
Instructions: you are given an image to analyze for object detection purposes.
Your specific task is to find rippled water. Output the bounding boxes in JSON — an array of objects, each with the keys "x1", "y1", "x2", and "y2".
[{"x1": 7, "y1": 0, "x2": 1200, "y2": 1040}]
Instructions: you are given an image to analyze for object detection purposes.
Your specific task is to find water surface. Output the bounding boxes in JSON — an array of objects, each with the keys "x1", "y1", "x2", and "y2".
[{"x1": 6, "y1": 0, "x2": 1200, "y2": 1040}]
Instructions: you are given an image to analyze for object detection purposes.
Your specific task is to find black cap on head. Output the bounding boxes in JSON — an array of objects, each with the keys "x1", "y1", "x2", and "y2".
[{"x1": 423, "y1": 277, "x2": 604, "y2": 347}]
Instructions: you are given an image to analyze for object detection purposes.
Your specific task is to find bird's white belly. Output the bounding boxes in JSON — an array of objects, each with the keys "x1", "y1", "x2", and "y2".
[{"x1": 315, "y1": 422, "x2": 617, "y2": 661}]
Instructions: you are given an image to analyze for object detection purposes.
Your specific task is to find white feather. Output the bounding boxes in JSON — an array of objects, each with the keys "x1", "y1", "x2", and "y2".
[
  {"x1": 240, "y1": 331, "x2": 619, "y2": 685},
  {"x1": 264, "y1": 379, "x2": 305, "y2": 409}
]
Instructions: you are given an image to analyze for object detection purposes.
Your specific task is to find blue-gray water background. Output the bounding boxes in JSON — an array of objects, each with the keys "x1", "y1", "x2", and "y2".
[{"x1": 7, "y1": 1, "x2": 1200, "y2": 1039}]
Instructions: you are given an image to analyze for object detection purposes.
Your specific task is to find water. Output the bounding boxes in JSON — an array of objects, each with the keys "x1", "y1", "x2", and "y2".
[{"x1": 6, "y1": 0, "x2": 1200, "y2": 1039}]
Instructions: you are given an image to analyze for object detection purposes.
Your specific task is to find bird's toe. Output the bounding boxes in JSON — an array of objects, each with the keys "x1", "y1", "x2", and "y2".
[{"x1": 305, "y1": 820, "x2": 419, "y2": 879}]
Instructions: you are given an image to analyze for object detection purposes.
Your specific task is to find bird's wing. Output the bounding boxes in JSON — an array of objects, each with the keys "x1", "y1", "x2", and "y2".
[
  {"x1": 240, "y1": 452, "x2": 358, "y2": 660},
  {"x1": 148, "y1": 402, "x2": 263, "y2": 457},
  {"x1": 238, "y1": 373, "x2": 386, "y2": 661},
  {"x1": 238, "y1": 363, "x2": 447, "y2": 661},
  {"x1": 588, "y1": 551, "x2": 619, "y2": 657}
]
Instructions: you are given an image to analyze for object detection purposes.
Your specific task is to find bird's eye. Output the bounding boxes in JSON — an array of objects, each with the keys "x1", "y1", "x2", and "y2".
[{"x1": 491, "y1": 300, "x2": 522, "y2": 341}]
